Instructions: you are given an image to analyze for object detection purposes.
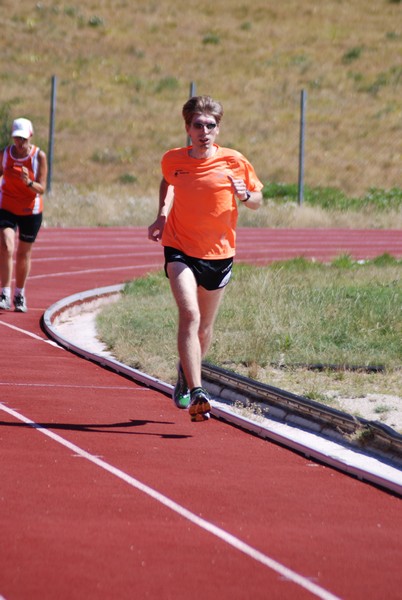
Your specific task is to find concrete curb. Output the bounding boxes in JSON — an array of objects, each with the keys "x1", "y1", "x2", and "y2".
[{"x1": 42, "y1": 285, "x2": 402, "y2": 497}]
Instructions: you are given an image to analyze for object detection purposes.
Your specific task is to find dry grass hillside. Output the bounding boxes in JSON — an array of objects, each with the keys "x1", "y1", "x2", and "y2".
[{"x1": 1, "y1": 0, "x2": 401, "y2": 197}]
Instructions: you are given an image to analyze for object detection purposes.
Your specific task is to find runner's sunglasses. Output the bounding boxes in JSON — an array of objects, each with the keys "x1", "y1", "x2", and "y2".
[{"x1": 192, "y1": 122, "x2": 217, "y2": 130}]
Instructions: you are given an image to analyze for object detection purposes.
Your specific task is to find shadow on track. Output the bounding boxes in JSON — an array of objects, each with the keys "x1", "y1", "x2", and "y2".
[{"x1": 0, "y1": 418, "x2": 191, "y2": 439}]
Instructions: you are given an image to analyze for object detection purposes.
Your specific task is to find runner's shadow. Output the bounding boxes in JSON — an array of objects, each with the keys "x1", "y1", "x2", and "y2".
[{"x1": 0, "y1": 419, "x2": 191, "y2": 439}]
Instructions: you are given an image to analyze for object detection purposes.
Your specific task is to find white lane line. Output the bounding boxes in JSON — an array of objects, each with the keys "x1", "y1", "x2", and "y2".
[
  {"x1": 0, "y1": 322, "x2": 148, "y2": 392},
  {"x1": 0, "y1": 382, "x2": 142, "y2": 390},
  {"x1": 29, "y1": 262, "x2": 160, "y2": 280},
  {"x1": 0, "y1": 403, "x2": 341, "y2": 600},
  {"x1": 0, "y1": 321, "x2": 62, "y2": 347},
  {"x1": 33, "y1": 251, "x2": 162, "y2": 263}
]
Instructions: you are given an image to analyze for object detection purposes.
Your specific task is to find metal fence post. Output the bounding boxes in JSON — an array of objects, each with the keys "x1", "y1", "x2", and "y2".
[
  {"x1": 47, "y1": 75, "x2": 57, "y2": 194},
  {"x1": 298, "y1": 89, "x2": 307, "y2": 206}
]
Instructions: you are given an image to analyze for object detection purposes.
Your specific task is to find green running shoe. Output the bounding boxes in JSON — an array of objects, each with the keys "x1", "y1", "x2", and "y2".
[
  {"x1": 172, "y1": 364, "x2": 191, "y2": 409},
  {"x1": 189, "y1": 387, "x2": 211, "y2": 422}
]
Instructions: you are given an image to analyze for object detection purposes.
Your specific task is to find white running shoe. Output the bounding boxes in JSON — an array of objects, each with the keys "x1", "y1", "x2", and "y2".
[
  {"x1": 0, "y1": 292, "x2": 11, "y2": 310},
  {"x1": 14, "y1": 293, "x2": 28, "y2": 313}
]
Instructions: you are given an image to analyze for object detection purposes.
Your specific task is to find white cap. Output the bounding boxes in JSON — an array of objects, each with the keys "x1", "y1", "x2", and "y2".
[{"x1": 12, "y1": 118, "x2": 34, "y2": 139}]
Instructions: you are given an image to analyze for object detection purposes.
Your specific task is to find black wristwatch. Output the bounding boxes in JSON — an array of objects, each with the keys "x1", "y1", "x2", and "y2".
[
  {"x1": 28, "y1": 180, "x2": 34, "y2": 187},
  {"x1": 240, "y1": 191, "x2": 251, "y2": 202}
]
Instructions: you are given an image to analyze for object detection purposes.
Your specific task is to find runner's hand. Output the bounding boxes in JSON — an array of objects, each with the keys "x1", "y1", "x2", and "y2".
[
  {"x1": 148, "y1": 216, "x2": 166, "y2": 242},
  {"x1": 228, "y1": 175, "x2": 247, "y2": 200}
]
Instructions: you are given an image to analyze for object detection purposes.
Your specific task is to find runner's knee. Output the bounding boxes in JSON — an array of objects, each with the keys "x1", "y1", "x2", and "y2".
[{"x1": 0, "y1": 235, "x2": 14, "y2": 255}]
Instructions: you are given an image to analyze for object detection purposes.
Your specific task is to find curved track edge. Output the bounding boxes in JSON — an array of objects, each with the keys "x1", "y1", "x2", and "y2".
[{"x1": 42, "y1": 285, "x2": 402, "y2": 497}]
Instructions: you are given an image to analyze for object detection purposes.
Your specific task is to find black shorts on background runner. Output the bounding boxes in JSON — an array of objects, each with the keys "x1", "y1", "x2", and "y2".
[{"x1": 0, "y1": 209, "x2": 43, "y2": 243}]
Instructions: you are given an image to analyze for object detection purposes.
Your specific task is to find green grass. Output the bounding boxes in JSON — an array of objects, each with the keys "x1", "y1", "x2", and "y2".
[
  {"x1": 212, "y1": 260, "x2": 402, "y2": 370},
  {"x1": 264, "y1": 182, "x2": 402, "y2": 212},
  {"x1": 1, "y1": 0, "x2": 401, "y2": 197},
  {"x1": 96, "y1": 256, "x2": 402, "y2": 395}
]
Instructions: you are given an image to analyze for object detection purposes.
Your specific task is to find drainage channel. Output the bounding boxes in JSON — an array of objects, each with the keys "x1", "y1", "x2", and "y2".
[{"x1": 42, "y1": 284, "x2": 402, "y2": 496}]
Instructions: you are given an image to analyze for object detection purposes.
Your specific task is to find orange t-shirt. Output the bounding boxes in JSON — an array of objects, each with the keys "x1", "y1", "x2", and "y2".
[
  {"x1": 0, "y1": 145, "x2": 43, "y2": 215},
  {"x1": 161, "y1": 145, "x2": 263, "y2": 259}
]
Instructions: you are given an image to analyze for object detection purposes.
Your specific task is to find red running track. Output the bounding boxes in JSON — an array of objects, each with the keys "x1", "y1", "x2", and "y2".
[{"x1": 0, "y1": 228, "x2": 401, "y2": 600}]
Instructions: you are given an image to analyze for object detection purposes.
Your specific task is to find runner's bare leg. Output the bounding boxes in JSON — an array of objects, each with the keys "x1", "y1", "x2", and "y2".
[{"x1": 167, "y1": 261, "x2": 225, "y2": 391}]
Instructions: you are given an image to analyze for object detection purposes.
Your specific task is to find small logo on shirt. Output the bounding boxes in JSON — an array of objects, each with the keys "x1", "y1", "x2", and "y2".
[{"x1": 174, "y1": 170, "x2": 190, "y2": 177}]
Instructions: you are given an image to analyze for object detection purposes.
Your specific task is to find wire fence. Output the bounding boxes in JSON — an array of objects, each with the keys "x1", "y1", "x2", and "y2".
[
  {"x1": 2, "y1": 76, "x2": 401, "y2": 199},
  {"x1": 278, "y1": 88, "x2": 401, "y2": 199}
]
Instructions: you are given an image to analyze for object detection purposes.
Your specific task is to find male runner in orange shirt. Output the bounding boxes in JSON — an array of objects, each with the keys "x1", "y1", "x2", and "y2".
[
  {"x1": 0, "y1": 118, "x2": 47, "y2": 312},
  {"x1": 148, "y1": 96, "x2": 263, "y2": 422}
]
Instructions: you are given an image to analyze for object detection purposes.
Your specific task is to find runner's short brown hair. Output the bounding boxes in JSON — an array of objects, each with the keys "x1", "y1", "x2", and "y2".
[{"x1": 182, "y1": 96, "x2": 224, "y2": 126}]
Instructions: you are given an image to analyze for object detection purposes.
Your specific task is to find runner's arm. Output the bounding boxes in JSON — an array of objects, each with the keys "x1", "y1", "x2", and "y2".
[
  {"x1": 22, "y1": 150, "x2": 48, "y2": 194},
  {"x1": 229, "y1": 175, "x2": 263, "y2": 210},
  {"x1": 148, "y1": 177, "x2": 174, "y2": 241},
  {"x1": 239, "y1": 189, "x2": 263, "y2": 210}
]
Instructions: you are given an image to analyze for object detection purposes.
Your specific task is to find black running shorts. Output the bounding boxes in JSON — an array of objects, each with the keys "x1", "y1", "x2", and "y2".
[
  {"x1": 0, "y1": 209, "x2": 43, "y2": 243},
  {"x1": 164, "y1": 246, "x2": 233, "y2": 291}
]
